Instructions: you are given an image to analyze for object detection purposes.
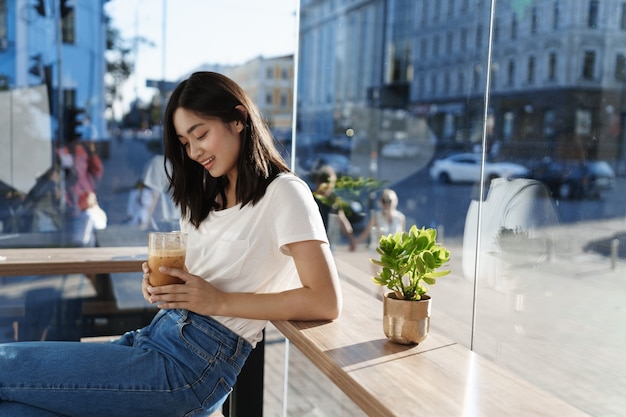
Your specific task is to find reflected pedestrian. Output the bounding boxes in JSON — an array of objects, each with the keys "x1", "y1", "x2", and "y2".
[
  {"x1": 355, "y1": 188, "x2": 406, "y2": 250},
  {"x1": 311, "y1": 165, "x2": 357, "y2": 251}
]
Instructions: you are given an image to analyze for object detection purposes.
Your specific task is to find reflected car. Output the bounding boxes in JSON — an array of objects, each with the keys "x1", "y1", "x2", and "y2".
[
  {"x1": 429, "y1": 153, "x2": 530, "y2": 184},
  {"x1": 380, "y1": 140, "x2": 420, "y2": 158},
  {"x1": 303, "y1": 153, "x2": 361, "y2": 178},
  {"x1": 529, "y1": 159, "x2": 616, "y2": 199}
]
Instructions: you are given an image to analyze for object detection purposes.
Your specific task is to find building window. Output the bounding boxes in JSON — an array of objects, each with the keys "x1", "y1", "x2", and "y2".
[
  {"x1": 420, "y1": 38, "x2": 427, "y2": 59},
  {"x1": 61, "y1": 7, "x2": 75, "y2": 44},
  {"x1": 433, "y1": 35, "x2": 439, "y2": 56},
  {"x1": 531, "y1": 7, "x2": 538, "y2": 33},
  {"x1": 476, "y1": 24, "x2": 483, "y2": 51},
  {"x1": 281, "y1": 68, "x2": 289, "y2": 79},
  {"x1": 265, "y1": 92, "x2": 272, "y2": 105},
  {"x1": 447, "y1": 0, "x2": 454, "y2": 18},
  {"x1": 511, "y1": 14, "x2": 517, "y2": 39},
  {"x1": 503, "y1": 111, "x2": 515, "y2": 140},
  {"x1": 446, "y1": 32, "x2": 453, "y2": 54},
  {"x1": 527, "y1": 56, "x2": 535, "y2": 83},
  {"x1": 621, "y1": 3, "x2": 626, "y2": 29},
  {"x1": 588, "y1": 0, "x2": 599, "y2": 28},
  {"x1": 616, "y1": 53, "x2": 626, "y2": 81},
  {"x1": 582, "y1": 51, "x2": 595, "y2": 79},
  {"x1": 266, "y1": 68, "x2": 273, "y2": 79},
  {"x1": 473, "y1": 68, "x2": 481, "y2": 91},
  {"x1": 553, "y1": 1, "x2": 560, "y2": 29},
  {"x1": 494, "y1": 18, "x2": 499, "y2": 43},
  {"x1": 508, "y1": 59, "x2": 515, "y2": 86},
  {"x1": 280, "y1": 93, "x2": 287, "y2": 107},
  {"x1": 460, "y1": 28, "x2": 467, "y2": 50},
  {"x1": 457, "y1": 70, "x2": 464, "y2": 94},
  {"x1": 548, "y1": 52, "x2": 557, "y2": 80},
  {"x1": 0, "y1": 0, "x2": 7, "y2": 47}
]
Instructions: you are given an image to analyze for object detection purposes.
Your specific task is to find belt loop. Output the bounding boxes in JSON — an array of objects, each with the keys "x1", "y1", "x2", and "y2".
[{"x1": 177, "y1": 308, "x2": 189, "y2": 323}]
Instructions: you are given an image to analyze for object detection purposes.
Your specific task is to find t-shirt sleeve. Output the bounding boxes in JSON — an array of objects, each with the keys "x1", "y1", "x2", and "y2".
[{"x1": 269, "y1": 175, "x2": 329, "y2": 254}]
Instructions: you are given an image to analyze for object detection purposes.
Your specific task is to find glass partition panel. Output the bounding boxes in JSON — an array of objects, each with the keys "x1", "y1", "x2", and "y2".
[
  {"x1": 0, "y1": 0, "x2": 298, "y2": 350},
  {"x1": 294, "y1": 0, "x2": 626, "y2": 416}
]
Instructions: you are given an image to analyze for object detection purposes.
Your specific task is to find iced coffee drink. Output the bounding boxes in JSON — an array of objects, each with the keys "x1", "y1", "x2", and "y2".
[{"x1": 148, "y1": 231, "x2": 187, "y2": 286}]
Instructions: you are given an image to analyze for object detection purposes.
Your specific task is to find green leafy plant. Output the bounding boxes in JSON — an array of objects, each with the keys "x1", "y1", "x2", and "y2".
[{"x1": 371, "y1": 225, "x2": 451, "y2": 301}]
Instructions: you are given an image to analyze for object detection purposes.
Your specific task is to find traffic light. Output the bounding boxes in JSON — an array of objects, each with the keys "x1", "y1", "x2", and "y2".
[{"x1": 64, "y1": 106, "x2": 85, "y2": 142}]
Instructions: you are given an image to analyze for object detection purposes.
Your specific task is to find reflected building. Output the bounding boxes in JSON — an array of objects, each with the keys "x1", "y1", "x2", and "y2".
[
  {"x1": 188, "y1": 54, "x2": 295, "y2": 144},
  {"x1": 298, "y1": 0, "x2": 626, "y2": 168},
  {"x1": 0, "y1": 0, "x2": 108, "y2": 142}
]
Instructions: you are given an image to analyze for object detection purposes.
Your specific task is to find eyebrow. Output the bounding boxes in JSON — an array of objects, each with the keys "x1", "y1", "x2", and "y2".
[
  {"x1": 186, "y1": 122, "x2": 204, "y2": 135},
  {"x1": 177, "y1": 122, "x2": 204, "y2": 139}
]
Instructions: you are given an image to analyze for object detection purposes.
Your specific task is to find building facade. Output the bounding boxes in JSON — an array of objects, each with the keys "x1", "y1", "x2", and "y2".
[
  {"x1": 298, "y1": 0, "x2": 626, "y2": 168},
  {"x1": 0, "y1": 0, "x2": 108, "y2": 140}
]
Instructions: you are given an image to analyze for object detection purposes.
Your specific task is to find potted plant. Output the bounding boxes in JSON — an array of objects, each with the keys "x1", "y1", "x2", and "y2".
[{"x1": 370, "y1": 225, "x2": 451, "y2": 345}]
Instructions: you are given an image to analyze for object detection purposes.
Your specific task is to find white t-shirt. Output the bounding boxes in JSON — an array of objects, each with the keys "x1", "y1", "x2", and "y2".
[{"x1": 180, "y1": 173, "x2": 328, "y2": 347}]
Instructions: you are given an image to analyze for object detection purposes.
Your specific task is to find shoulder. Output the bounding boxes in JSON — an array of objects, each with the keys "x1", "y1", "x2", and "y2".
[
  {"x1": 267, "y1": 173, "x2": 312, "y2": 197},
  {"x1": 262, "y1": 173, "x2": 319, "y2": 212}
]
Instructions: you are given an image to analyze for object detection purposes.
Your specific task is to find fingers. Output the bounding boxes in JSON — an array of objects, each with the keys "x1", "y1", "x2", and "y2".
[
  {"x1": 158, "y1": 266, "x2": 188, "y2": 280},
  {"x1": 141, "y1": 262, "x2": 151, "y2": 301},
  {"x1": 146, "y1": 283, "x2": 189, "y2": 308}
]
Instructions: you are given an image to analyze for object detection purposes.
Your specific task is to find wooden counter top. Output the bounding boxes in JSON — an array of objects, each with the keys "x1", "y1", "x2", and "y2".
[
  {"x1": 0, "y1": 246, "x2": 147, "y2": 276},
  {"x1": 271, "y1": 260, "x2": 591, "y2": 417}
]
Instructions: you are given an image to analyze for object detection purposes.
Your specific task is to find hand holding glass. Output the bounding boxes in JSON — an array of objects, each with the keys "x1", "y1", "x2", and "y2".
[{"x1": 147, "y1": 231, "x2": 187, "y2": 286}]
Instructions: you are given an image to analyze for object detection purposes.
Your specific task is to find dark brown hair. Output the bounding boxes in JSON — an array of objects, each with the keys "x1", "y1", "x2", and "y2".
[{"x1": 162, "y1": 71, "x2": 290, "y2": 228}]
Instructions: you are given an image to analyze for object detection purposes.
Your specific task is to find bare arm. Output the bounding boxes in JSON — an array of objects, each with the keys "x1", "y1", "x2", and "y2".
[
  {"x1": 142, "y1": 239, "x2": 342, "y2": 322},
  {"x1": 354, "y1": 213, "x2": 377, "y2": 246}
]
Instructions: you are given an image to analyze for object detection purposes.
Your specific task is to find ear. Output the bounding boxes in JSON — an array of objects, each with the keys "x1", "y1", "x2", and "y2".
[{"x1": 234, "y1": 105, "x2": 248, "y2": 132}]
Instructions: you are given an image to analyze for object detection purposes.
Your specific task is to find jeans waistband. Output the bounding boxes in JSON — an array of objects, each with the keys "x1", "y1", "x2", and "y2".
[{"x1": 165, "y1": 309, "x2": 252, "y2": 351}]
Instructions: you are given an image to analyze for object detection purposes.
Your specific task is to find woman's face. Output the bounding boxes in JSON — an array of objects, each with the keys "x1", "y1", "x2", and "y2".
[{"x1": 173, "y1": 108, "x2": 243, "y2": 181}]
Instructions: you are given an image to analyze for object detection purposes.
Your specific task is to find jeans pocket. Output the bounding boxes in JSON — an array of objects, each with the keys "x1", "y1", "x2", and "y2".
[{"x1": 183, "y1": 377, "x2": 233, "y2": 417}]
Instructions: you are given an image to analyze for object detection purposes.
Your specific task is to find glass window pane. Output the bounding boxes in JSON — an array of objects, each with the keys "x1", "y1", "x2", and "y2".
[{"x1": 296, "y1": 1, "x2": 625, "y2": 416}]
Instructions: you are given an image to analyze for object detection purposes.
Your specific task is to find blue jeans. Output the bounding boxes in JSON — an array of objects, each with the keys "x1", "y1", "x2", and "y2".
[{"x1": 0, "y1": 309, "x2": 252, "y2": 417}]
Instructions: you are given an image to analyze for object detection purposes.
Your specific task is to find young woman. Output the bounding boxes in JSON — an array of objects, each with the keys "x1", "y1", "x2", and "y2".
[{"x1": 0, "y1": 71, "x2": 342, "y2": 417}]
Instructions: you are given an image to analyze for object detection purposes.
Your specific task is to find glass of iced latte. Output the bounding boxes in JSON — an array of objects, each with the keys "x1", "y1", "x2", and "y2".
[{"x1": 147, "y1": 231, "x2": 188, "y2": 286}]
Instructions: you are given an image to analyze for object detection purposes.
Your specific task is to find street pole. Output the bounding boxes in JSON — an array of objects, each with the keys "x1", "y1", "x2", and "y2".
[
  {"x1": 54, "y1": 0, "x2": 66, "y2": 214},
  {"x1": 55, "y1": 0, "x2": 63, "y2": 146}
]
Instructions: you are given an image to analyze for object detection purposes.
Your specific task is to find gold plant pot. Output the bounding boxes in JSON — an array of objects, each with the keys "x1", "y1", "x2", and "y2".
[{"x1": 382, "y1": 292, "x2": 431, "y2": 345}]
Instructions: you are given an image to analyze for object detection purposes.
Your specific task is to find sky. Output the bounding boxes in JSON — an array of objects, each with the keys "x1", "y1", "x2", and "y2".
[{"x1": 105, "y1": 0, "x2": 298, "y2": 113}]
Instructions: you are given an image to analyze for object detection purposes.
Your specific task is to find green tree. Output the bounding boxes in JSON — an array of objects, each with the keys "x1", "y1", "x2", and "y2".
[{"x1": 104, "y1": 16, "x2": 154, "y2": 122}]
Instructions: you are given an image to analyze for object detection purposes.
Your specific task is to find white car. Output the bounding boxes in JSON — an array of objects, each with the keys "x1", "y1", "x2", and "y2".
[
  {"x1": 429, "y1": 153, "x2": 530, "y2": 184},
  {"x1": 381, "y1": 141, "x2": 420, "y2": 158}
]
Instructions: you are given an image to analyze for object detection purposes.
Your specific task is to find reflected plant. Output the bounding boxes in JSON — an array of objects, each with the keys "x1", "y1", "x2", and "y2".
[
  {"x1": 496, "y1": 226, "x2": 530, "y2": 252},
  {"x1": 313, "y1": 175, "x2": 385, "y2": 218}
]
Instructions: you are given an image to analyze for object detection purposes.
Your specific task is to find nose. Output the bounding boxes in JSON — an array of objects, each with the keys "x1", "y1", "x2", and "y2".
[{"x1": 187, "y1": 141, "x2": 203, "y2": 161}]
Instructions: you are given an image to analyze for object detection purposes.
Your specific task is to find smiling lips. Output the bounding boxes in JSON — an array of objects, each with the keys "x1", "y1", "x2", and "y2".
[{"x1": 201, "y1": 156, "x2": 216, "y2": 169}]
